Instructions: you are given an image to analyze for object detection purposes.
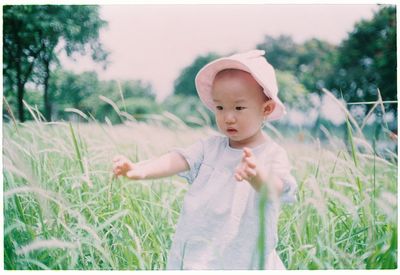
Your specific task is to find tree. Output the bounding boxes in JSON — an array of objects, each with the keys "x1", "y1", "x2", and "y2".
[
  {"x1": 163, "y1": 94, "x2": 213, "y2": 126},
  {"x1": 48, "y1": 70, "x2": 157, "y2": 123},
  {"x1": 3, "y1": 5, "x2": 109, "y2": 122},
  {"x1": 257, "y1": 35, "x2": 337, "y2": 93},
  {"x1": 173, "y1": 52, "x2": 220, "y2": 97},
  {"x1": 49, "y1": 70, "x2": 100, "y2": 120},
  {"x1": 120, "y1": 80, "x2": 156, "y2": 100},
  {"x1": 256, "y1": 35, "x2": 299, "y2": 72},
  {"x1": 328, "y1": 5, "x2": 396, "y2": 115},
  {"x1": 275, "y1": 70, "x2": 309, "y2": 110},
  {"x1": 296, "y1": 39, "x2": 338, "y2": 92},
  {"x1": 84, "y1": 78, "x2": 156, "y2": 123},
  {"x1": 3, "y1": 6, "x2": 43, "y2": 122}
]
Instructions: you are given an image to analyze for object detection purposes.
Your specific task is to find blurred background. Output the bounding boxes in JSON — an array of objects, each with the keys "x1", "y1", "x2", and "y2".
[{"x1": 3, "y1": 5, "x2": 397, "y2": 139}]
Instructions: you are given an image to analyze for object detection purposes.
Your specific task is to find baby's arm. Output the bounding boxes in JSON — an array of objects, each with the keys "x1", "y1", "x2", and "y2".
[
  {"x1": 234, "y1": 147, "x2": 283, "y2": 199},
  {"x1": 112, "y1": 151, "x2": 189, "y2": 180}
]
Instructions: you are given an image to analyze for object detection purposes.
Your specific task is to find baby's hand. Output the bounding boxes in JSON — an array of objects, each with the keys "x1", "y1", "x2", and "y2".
[
  {"x1": 112, "y1": 155, "x2": 145, "y2": 180},
  {"x1": 234, "y1": 147, "x2": 258, "y2": 182}
]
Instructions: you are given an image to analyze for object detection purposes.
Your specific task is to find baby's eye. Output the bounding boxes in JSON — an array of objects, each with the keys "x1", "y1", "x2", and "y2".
[
  {"x1": 235, "y1": 106, "x2": 246, "y2": 111},
  {"x1": 216, "y1": 106, "x2": 223, "y2": 111}
]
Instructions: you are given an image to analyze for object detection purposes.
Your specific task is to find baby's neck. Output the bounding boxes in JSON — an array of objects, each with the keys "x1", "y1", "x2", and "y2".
[{"x1": 228, "y1": 131, "x2": 267, "y2": 149}]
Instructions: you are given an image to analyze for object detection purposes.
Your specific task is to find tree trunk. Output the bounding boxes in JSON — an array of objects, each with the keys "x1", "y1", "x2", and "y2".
[
  {"x1": 43, "y1": 57, "x2": 51, "y2": 121},
  {"x1": 14, "y1": 36, "x2": 43, "y2": 122},
  {"x1": 16, "y1": 47, "x2": 25, "y2": 122},
  {"x1": 17, "y1": 82, "x2": 25, "y2": 122},
  {"x1": 15, "y1": 38, "x2": 25, "y2": 122}
]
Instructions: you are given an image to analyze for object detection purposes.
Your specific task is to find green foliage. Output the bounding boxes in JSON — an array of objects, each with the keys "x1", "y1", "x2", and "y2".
[
  {"x1": 120, "y1": 97, "x2": 162, "y2": 120},
  {"x1": 47, "y1": 70, "x2": 157, "y2": 123},
  {"x1": 275, "y1": 70, "x2": 309, "y2": 110},
  {"x1": 296, "y1": 39, "x2": 338, "y2": 92},
  {"x1": 257, "y1": 35, "x2": 300, "y2": 72},
  {"x1": 3, "y1": 5, "x2": 46, "y2": 121},
  {"x1": 328, "y1": 5, "x2": 396, "y2": 113},
  {"x1": 120, "y1": 80, "x2": 156, "y2": 100},
  {"x1": 257, "y1": 35, "x2": 338, "y2": 93},
  {"x1": 93, "y1": 80, "x2": 158, "y2": 124},
  {"x1": 162, "y1": 95, "x2": 214, "y2": 127},
  {"x1": 3, "y1": 5, "x2": 108, "y2": 121},
  {"x1": 50, "y1": 70, "x2": 100, "y2": 117},
  {"x1": 173, "y1": 53, "x2": 220, "y2": 97}
]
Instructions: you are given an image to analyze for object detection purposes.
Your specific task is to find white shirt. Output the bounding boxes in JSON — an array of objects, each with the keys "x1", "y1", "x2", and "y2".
[{"x1": 167, "y1": 134, "x2": 297, "y2": 270}]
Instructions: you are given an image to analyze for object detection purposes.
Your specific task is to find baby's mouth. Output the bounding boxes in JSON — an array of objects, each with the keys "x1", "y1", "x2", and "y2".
[{"x1": 227, "y1": 128, "x2": 238, "y2": 134}]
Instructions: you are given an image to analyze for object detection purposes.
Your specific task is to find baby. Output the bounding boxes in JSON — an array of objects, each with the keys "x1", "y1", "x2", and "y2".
[{"x1": 112, "y1": 50, "x2": 297, "y2": 270}]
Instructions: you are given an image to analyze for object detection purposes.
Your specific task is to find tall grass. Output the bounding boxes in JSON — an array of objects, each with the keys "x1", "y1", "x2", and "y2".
[{"x1": 3, "y1": 94, "x2": 397, "y2": 269}]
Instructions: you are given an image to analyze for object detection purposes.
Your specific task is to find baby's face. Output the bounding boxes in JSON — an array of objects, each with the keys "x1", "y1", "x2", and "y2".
[{"x1": 211, "y1": 69, "x2": 275, "y2": 148}]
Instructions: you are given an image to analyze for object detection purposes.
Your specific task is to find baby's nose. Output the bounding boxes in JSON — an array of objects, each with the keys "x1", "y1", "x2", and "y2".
[{"x1": 224, "y1": 113, "x2": 236, "y2": 123}]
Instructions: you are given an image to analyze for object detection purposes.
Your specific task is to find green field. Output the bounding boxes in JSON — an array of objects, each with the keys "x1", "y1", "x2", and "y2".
[{"x1": 3, "y1": 111, "x2": 397, "y2": 269}]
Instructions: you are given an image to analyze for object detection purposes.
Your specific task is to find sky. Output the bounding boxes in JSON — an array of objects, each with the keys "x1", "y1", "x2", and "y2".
[{"x1": 60, "y1": 4, "x2": 378, "y2": 102}]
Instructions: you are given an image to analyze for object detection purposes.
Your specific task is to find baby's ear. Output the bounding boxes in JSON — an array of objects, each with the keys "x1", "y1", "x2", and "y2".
[{"x1": 263, "y1": 100, "x2": 276, "y2": 116}]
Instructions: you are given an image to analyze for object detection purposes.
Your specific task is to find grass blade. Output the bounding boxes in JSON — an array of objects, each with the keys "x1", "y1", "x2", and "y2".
[{"x1": 68, "y1": 122, "x2": 84, "y2": 174}]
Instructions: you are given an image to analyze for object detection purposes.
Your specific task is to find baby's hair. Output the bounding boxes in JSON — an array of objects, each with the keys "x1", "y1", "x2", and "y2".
[{"x1": 214, "y1": 68, "x2": 272, "y2": 102}]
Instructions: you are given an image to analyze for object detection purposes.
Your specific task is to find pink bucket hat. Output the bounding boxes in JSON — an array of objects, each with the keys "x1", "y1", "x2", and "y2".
[{"x1": 195, "y1": 49, "x2": 286, "y2": 121}]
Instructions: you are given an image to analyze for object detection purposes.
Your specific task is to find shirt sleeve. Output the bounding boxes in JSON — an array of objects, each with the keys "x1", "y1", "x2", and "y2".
[
  {"x1": 270, "y1": 147, "x2": 298, "y2": 204},
  {"x1": 171, "y1": 139, "x2": 204, "y2": 184}
]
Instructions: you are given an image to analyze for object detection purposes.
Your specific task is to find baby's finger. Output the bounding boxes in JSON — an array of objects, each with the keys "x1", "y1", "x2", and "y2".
[
  {"x1": 235, "y1": 166, "x2": 243, "y2": 175},
  {"x1": 117, "y1": 160, "x2": 128, "y2": 169},
  {"x1": 124, "y1": 161, "x2": 133, "y2": 169},
  {"x1": 113, "y1": 162, "x2": 123, "y2": 171},
  {"x1": 112, "y1": 167, "x2": 120, "y2": 176},
  {"x1": 234, "y1": 173, "x2": 243, "y2": 181},
  {"x1": 237, "y1": 170, "x2": 247, "y2": 180},
  {"x1": 243, "y1": 147, "x2": 253, "y2": 158},
  {"x1": 245, "y1": 167, "x2": 257, "y2": 177},
  {"x1": 244, "y1": 157, "x2": 256, "y2": 169}
]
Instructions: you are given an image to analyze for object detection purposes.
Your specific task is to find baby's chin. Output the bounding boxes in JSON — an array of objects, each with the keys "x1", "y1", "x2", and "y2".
[{"x1": 225, "y1": 134, "x2": 245, "y2": 143}]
